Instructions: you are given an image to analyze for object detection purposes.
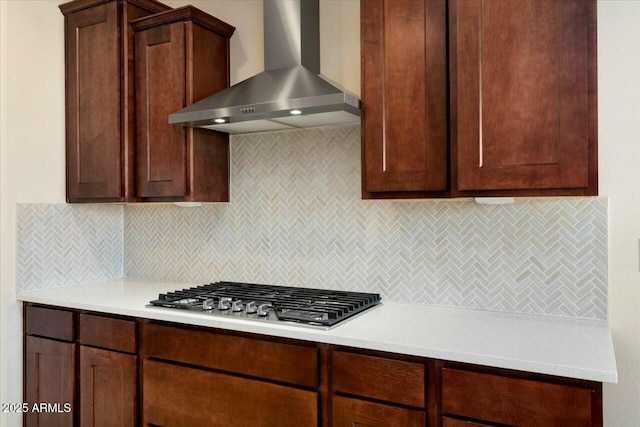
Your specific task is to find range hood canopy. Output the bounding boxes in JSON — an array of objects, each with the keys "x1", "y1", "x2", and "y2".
[{"x1": 169, "y1": 0, "x2": 360, "y2": 134}]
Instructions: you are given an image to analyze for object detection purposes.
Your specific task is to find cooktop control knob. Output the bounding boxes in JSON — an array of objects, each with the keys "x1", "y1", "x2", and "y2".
[
  {"x1": 218, "y1": 297, "x2": 231, "y2": 310},
  {"x1": 257, "y1": 304, "x2": 271, "y2": 317},
  {"x1": 245, "y1": 301, "x2": 257, "y2": 314},
  {"x1": 202, "y1": 298, "x2": 215, "y2": 311},
  {"x1": 231, "y1": 299, "x2": 244, "y2": 312}
]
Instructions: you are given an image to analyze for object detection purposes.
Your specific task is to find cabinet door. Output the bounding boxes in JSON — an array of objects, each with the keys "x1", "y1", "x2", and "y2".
[
  {"x1": 452, "y1": 0, "x2": 596, "y2": 194},
  {"x1": 79, "y1": 346, "x2": 136, "y2": 427},
  {"x1": 25, "y1": 336, "x2": 75, "y2": 427},
  {"x1": 135, "y1": 22, "x2": 187, "y2": 199},
  {"x1": 65, "y1": 1, "x2": 121, "y2": 201},
  {"x1": 332, "y1": 395, "x2": 425, "y2": 427},
  {"x1": 143, "y1": 359, "x2": 317, "y2": 426},
  {"x1": 361, "y1": 0, "x2": 448, "y2": 195}
]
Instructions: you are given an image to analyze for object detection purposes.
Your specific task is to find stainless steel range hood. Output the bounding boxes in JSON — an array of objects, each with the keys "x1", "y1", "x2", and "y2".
[{"x1": 169, "y1": 0, "x2": 360, "y2": 134}]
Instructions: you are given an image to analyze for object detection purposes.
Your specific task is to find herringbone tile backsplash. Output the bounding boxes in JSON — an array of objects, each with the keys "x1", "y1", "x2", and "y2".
[
  {"x1": 15, "y1": 125, "x2": 607, "y2": 319},
  {"x1": 17, "y1": 204, "x2": 123, "y2": 292},
  {"x1": 123, "y1": 125, "x2": 608, "y2": 320}
]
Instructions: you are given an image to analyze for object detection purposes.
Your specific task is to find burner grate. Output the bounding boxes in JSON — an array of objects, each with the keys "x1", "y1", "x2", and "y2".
[{"x1": 149, "y1": 282, "x2": 381, "y2": 328}]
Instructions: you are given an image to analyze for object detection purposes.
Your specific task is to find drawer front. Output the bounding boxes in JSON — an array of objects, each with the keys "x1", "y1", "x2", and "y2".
[
  {"x1": 143, "y1": 359, "x2": 317, "y2": 427},
  {"x1": 442, "y1": 368, "x2": 594, "y2": 427},
  {"x1": 79, "y1": 313, "x2": 136, "y2": 353},
  {"x1": 25, "y1": 305, "x2": 75, "y2": 342},
  {"x1": 332, "y1": 350, "x2": 425, "y2": 408},
  {"x1": 442, "y1": 416, "x2": 495, "y2": 427},
  {"x1": 332, "y1": 395, "x2": 425, "y2": 427},
  {"x1": 142, "y1": 322, "x2": 318, "y2": 387}
]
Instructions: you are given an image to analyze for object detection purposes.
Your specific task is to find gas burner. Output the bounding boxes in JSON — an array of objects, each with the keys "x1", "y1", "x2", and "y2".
[{"x1": 148, "y1": 282, "x2": 381, "y2": 329}]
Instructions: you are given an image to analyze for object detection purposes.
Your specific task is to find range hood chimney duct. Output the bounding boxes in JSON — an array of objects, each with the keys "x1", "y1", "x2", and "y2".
[{"x1": 168, "y1": 0, "x2": 360, "y2": 134}]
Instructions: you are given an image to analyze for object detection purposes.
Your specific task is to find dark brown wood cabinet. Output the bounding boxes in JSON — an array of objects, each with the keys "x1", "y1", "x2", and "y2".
[
  {"x1": 78, "y1": 314, "x2": 137, "y2": 427},
  {"x1": 79, "y1": 347, "x2": 136, "y2": 427},
  {"x1": 331, "y1": 349, "x2": 428, "y2": 427},
  {"x1": 24, "y1": 305, "x2": 77, "y2": 427},
  {"x1": 141, "y1": 321, "x2": 319, "y2": 426},
  {"x1": 362, "y1": 0, "x2": 597, "y2": 198},
  {"x1": 440, "y1": 365, "x2": 602, "y2": 427},
  {"x1": 60, "y1": 1, "x2": 234, "y2": 203},
  {"x1": 132, "y1": 7, "x2": 234, "y2": 202},
  {"x1": 25, "y1": 336, "x2": 76, "y2": 427},
  {"x1": 450, "y1": 0, "x2": 597, "y2": 197},
  {"x1": 361, "y1": 0, "x2": 448, "y2": 198},
  {"x1": 24, "y1": 305, "x2": 138, "y2": 427},
  {"x1": 59, "y1": 0, "x2": 170, "y2": 203}
]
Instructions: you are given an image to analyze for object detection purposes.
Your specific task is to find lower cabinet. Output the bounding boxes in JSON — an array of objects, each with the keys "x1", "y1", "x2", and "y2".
[
  {"x1": 24, "y1": 336, "x2": 76, "y2": 427},
  {"x1": 141, "y1": 321, "x2": 319, "y2": 426},
  {"x1": 24, "y1": 304, "x2": 137, "y2": 427},
  {"x1": 331, "y1": 349, "x2": 428, "y2": 427},
  {"x1": 23, "y1": 303, "x2": 604, "y2": 427},
  {"x1": 79, "y1": 347, "x2": 136, "y2": 427}
]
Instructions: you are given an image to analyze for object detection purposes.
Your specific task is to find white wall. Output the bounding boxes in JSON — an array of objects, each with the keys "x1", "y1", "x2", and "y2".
[
  {"x1": 0, "y1": 1, "x2": 638, "y2": 426},
  {"x1": 598, "y1": 1, "x2": 640, "y2": 425},
  {"x1": 1, "y1": 2, "x2": 67, "y2": 425}
]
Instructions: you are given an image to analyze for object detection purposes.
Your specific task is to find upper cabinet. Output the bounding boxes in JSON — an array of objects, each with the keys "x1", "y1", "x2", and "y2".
[
  {"x1": 60, "y1": 0, "x2": 170, "y2": 203},
  {"x1": 60, "y1": 1, "x2": 234, "y2": 203},
  {"x1": 131, "y1": 7, "x2": 234, "y2": 202},
  {"x1": 361, "y1": 0, "x2": 448, "y2": 199},
  {"x1": 361, "y1": 0, "x2": 597, "y2": 198},
  {"x1": 451, "y1": 0, "x2": 597, "y2": 197}
]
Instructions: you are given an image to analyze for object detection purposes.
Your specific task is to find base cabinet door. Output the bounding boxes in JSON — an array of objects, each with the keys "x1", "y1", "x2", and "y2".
[
  {"x1": 79, "y1": 346, "x2": 136, "y2": 427},
  {"x1": 25, "y1": 336, "x2": 76, "y2": 427},
  {"x1": 142, "y1": 359, "x2": 317, "y2": 426},
  {"x1": 332, "y1": 395, "x2": 425, "y2": 427}
]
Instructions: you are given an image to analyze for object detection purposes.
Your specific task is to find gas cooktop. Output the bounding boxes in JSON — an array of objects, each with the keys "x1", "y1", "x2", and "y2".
[{"x1": 148, "y1": 281, "x2": 381, "y2": 329}]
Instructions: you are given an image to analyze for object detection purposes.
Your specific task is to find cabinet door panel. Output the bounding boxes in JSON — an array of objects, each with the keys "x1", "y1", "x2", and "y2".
[
  {"x1": 362, "y1": 0, "x2": 447, "y2": 194},
  {"x1": 442, "y1": 368, "x2": 593, "y2": 427},
  {"x1": 453, "y1": 0, "x2": 595, "y2": 192},
  {"x1": 136, "y1": 22, "x2": 187, "y2": 199},
  {"x1": 25, "y1": 336, "x2": 75, "y2": 427},
  {"x1": 66, "y1": 2, "x2": 121, "y2": 201},
  {"x1": 332, "y1": 395, "x2": 425, "y2": 427},
  {"x1": 80, "y1": 346, "x2": 136, "y2": 427},
  {"x1": 143, "y1": 359, "x2": 317, "y2": 427}
]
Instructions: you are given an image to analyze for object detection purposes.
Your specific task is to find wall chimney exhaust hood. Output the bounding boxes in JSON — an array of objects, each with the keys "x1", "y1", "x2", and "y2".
[{"x1": 169, "y1": 0, "x2": 360, "y2": 134}]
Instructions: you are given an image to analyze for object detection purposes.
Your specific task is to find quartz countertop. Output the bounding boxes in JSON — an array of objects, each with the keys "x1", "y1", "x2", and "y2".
[{"x1": 17, "y1": 278, "x2": 617, "y2": 383}]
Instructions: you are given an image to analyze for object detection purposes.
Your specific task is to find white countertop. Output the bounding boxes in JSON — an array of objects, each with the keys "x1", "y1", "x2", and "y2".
[{"x1": 17, "y1": 278, "x2": 617, "y2": 383}]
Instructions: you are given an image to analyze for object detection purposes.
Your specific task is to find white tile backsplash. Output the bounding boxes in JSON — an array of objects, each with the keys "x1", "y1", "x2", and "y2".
[
  {"x1": 17, "y1": 204, "x2": 123, "y2": 292},
  {"x1": 123, "y1": 125, "x2": 608, "y2": 319}
]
